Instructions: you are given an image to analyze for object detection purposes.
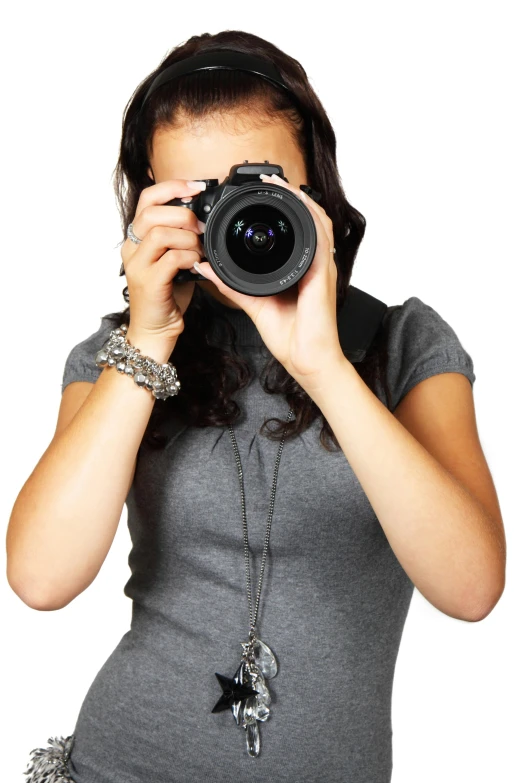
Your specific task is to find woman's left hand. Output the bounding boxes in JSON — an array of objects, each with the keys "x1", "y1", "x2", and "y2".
[{"x1": 192, "y1": 173, "x2": 346, "y2": 391}]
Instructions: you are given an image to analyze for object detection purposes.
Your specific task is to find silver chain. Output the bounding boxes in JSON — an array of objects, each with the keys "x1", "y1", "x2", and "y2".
[{"x1": 227, "y1": 407, "x2": 294, "y2": 642}]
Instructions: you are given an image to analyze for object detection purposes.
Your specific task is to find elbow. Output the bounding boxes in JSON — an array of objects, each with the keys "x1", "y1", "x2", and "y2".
[
  {"x1": 13, "y1": 587, "x2": 74, "y2": 612},
  {"x1": 20, "y1": 595, "x2": 67, "y2": 612},
  {"x1": 6, "y1": 567, "x2": 74, "y2": 611},
  {"x1": 459, "y1": 536, "x2": 507, "y2": 622},
  {"x1": 461, "y1": 574, "x2": 506, "y2": 623}
]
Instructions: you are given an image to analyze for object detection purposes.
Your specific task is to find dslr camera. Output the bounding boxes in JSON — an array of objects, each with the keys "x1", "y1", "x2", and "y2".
[{"x1": 166, "y1": 162, "x2": 321, "y2": 297}]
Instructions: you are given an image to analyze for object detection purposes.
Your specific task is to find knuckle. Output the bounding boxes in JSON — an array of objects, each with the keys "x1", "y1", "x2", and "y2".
[
  {"x1": 140, "y1": 204, "x2": 154, "y2": 223},
  {"x1": 138, "y1": 183, "x2": 155, "y2": 202},
  {"x1": 134, "y1": 193, "x2": 147, "y2": 214},
  {"x1": 148, "y1": 224, "x2": 166, "y2": 244},
  {"x1": 175, "y1": 207, "x2": 196, "y2": 232},
  {"x1": 165, "y1": 248, "x2": 181, "y2": 262},
  {"x1": 185, "y1": 208, "x2": 199, "y2": 228}
]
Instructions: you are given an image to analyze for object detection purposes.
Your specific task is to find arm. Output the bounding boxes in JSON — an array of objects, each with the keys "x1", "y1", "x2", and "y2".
[
  {"x1": 6, "y1": 330, "x2": 173, "y2": 611},
  {"x1": 304, "y1": 357, "x2": 506, "y2": 622}
]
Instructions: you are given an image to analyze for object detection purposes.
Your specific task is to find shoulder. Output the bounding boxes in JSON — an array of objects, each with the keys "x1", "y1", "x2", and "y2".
[
  {"x1": 61, "y1": 312, "x2": 122, "y2": 394},
  {"x1": 65, "y1": 313, "x2": 119, "y2": 356},
  {"x1": 381, "y1": 295, "x2": 476, "y2": 412}
]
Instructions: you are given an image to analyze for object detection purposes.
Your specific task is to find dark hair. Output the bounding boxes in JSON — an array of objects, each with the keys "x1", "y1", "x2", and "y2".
[{"x1": 107, "y1": 30, "x2": 392, "y2": 452}]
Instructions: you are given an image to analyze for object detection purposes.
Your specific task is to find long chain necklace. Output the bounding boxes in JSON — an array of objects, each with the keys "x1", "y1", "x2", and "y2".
[{"x1": 211, "y1": 407, "x2": 294, "y2": 757}]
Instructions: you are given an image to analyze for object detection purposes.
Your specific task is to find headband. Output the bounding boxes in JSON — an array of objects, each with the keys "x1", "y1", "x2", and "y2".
[
  {"x1": 140, "y1": 50, "x2": 294, "y2": 108},
  {"x1": 137, "y1": 49, "x2": 313, "y2": 151}
]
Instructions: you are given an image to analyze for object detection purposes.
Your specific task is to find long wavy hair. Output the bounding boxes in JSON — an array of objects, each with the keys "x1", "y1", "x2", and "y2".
[{"x1": 106, "y1": 30, "x2": 392, "y2": 452}]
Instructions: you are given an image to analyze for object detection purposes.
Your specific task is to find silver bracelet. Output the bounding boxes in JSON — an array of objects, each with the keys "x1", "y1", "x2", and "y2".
[{"x1": 95, "y1": 322, "x2": 181, "y2": 400}]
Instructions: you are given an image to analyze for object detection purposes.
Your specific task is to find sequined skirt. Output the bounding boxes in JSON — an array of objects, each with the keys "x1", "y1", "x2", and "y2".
[{"x1": 23, "y1": 735, "x2": 76, "y2": 782}]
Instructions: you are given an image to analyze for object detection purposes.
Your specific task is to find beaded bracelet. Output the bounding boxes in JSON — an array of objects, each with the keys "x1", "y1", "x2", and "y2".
[{"x1": 95, "y1": 323, "x2": 181, "y2": 400}]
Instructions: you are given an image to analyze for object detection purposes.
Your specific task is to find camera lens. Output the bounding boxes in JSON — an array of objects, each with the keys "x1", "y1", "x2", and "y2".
[
  {"x1": 204, "y1": 182, "x2": 316, "y2": 296},
  {"x1": 244, "y1": 224, "x2": 274, "y2": 253},
  {"x1": 226, "y1": 204, "x2": 295, "y2": 274}
]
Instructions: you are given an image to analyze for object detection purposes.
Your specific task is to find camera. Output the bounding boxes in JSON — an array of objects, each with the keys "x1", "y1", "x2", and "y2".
[{"x1": 166, "y1": 162, "x2": 321, "y2": 297}]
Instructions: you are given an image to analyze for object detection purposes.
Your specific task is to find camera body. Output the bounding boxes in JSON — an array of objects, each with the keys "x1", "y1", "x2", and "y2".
[{"x1": 166, "y1": 162, "x2": 321, "y2": 297}]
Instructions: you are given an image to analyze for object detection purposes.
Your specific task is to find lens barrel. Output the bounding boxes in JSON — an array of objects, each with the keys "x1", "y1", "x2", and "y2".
[{"x1": 203, "y1": 183, "x2": 317, "y2": 296}]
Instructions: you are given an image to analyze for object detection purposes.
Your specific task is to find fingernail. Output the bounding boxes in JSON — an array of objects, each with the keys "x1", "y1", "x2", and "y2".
[
  {"x1": 191, "y1": 260, "x2": 208, "y2": 278},
  {"x1": 187, "y1": 180, "x2": 207, "y2": 190},
  {"x1": 197, "y1": 220, "x2": 206, "y2": 233}
]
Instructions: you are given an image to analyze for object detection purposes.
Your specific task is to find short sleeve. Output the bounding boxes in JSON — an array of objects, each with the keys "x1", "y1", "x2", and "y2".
[
  {"x1": 61, "y1": 315, "x2": 117, "y2": 394},
  {"x1": 384, "y1": 296, "x2": 476, "y2": 412}
]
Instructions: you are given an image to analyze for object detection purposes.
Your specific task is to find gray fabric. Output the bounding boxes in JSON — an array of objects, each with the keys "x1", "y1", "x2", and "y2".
[{"x1": 59, "y1": 289, "x2": 475, "y2": 782}]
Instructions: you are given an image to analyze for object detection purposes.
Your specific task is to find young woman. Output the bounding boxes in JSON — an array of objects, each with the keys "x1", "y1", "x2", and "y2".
[{"x1": 11, "y1": 29, "x2": 505, "y2": 783}]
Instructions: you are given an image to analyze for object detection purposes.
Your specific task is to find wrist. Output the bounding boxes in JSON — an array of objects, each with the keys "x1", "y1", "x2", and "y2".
[{"x1": 125, "y1": 328, "x2": 176, "y2": 365}]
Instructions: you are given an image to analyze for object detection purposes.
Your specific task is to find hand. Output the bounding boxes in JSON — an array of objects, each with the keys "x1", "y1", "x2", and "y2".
[
  {"x1": 121, "y1": 178, "x2": 207, "y2": 350},
  {"x1": 191, "y1": 173, "x2": 346, "y2": 390}
]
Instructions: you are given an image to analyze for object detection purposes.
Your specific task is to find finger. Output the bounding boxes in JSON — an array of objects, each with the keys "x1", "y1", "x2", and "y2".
[
  {"x1": 260, "y1": 174, "x2": 335, "y2": 273},
  {"x1": 127, "y1": 226, "x2": 205, "y2": 275},
  {"x1": 260, "y1": 173, "x2": 334, "y2": 242},
  {"x1": 132, "y1": 203, "x2": 205, "y2": 244},
  {"x1": 152, "y1": 248, "x2": 206, "y2": 287},
  {"x1": 122, "y1": 180, "x2": 208, "y2": 270},
  {"x1": 135, "y1": 179, "x2": 207, "y2": 220},
  {"x1": 262, "y1": 173, "x2": 333, "y2": 234}
]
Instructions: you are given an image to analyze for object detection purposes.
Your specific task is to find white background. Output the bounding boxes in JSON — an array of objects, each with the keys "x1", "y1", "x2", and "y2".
[{"x1": 2, "y1": 2, "x2": 520, "y2": 781}]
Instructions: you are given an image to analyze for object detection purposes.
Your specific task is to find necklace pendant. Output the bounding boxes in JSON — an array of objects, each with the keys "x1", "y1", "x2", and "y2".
[
  {"x1": 239, "y1": 636, "x2": 278, "y2": 757},
  {"x1": 212, "y1": 637, "x2": 279, "y2": 757},
  {"x1": 242, "y1": 636, "x2": 278, "y2": 679},
  {"x1": 212, "y1": 659, "x2": 259, "y2": 716},
  {"x1": 219, "y1": 410, "x2": 292, "y2": 755},
  {"x1": 230, "y1": 659, "x2": 257, "y2": 727}
]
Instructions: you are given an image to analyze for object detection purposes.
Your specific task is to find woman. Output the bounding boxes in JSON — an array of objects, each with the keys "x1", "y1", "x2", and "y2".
[{"x1": 11, "y1": 29, "x2": 505, "y2": 783}]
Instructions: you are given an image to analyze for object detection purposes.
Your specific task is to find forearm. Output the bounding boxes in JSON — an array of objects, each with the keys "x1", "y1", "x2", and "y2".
[
  {"x1": 302, "y1": 358, "x2": 503, "y2": 621},
  {"x1": 7, "y1": 331, "x2": 173, "y2": 610}
]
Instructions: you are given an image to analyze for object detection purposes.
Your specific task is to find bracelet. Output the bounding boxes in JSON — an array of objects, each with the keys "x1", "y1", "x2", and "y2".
[{"x1": 95, "y1": 323, "x2": 181, "y2": 400}]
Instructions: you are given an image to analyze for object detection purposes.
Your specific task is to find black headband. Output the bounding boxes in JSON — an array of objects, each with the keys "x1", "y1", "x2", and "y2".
[
  {"x1": 139, "y1": 50, "x2": 294, "y2": 109},
  {"x1": 137, "y1": 49, "x2": 313, "y2": 153}
]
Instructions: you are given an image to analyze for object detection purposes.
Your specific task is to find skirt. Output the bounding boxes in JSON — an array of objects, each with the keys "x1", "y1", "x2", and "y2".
[{"x1": 23, "y1": 735, "x2": 76, "y2": 782}]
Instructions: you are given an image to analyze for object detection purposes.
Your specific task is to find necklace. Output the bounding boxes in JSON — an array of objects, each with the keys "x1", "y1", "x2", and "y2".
[{"x1": 211, "y1": 406, "x2": 294, "y2": 757}]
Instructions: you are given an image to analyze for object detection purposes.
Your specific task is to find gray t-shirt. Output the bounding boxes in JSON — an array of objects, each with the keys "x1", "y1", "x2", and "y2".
[{"x1": 58, "y1": 288, "x2": 475, "y2": 783}]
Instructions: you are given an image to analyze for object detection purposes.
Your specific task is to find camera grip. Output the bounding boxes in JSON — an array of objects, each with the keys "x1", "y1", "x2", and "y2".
[
  {"x1": 164, "y1": 197, "x2": 196, "y2": 210},
  {"x1": 162, "y1": 197, "x2": 207, "y2": 282},
  {"x1": 173, "y1": 269, "x2": 206, "y2": 283}
]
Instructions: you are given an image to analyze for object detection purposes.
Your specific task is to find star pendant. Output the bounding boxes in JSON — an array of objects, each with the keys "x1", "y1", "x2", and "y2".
[{"x1": 212, "y1": 666, "x2": 259, "y2": 714}]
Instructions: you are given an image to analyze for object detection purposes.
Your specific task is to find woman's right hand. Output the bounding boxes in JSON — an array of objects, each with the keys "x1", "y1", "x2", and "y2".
[{"x1": 120, "y1": 178, "x2": 208, "y2": 353}]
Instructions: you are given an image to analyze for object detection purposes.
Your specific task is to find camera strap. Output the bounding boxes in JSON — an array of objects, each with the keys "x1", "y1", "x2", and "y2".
[{"x1": 338, "y1": 285, "x2": 388, "y2": 363}]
